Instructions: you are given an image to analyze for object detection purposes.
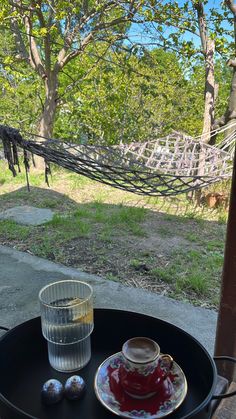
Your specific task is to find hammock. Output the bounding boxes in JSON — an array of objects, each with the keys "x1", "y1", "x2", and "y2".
[{"x1": 0, "y1": 124, "x2": 234, "y2": 197}]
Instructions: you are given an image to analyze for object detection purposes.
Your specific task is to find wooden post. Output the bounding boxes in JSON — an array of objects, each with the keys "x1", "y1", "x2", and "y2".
[{"x1": 214, "y1": 144, "x2": 236, "y2": 381}]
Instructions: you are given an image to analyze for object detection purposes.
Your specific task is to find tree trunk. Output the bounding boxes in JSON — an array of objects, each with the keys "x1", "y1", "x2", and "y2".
[
  {"x1": 195, "y1": 39, "x2": 215, "y2": 203},
  {"x1": 215, "y1": 66, "x2": 236, "y2": 139},
  {"x1": 202, "y1": 39, "x2": 215, "y2": 143},
  {"x1": 35, "y1": 73, "x2": 58, "y2": 169},
  {"x1": 213, "y1": 8, "x2": 236, "y2": 138},
  {"x1": 222, "y1": 66, "x2": 236, "y2": 145},
  {"x1": 38, "y1": 73, "x2": 58, "y2": 138},
  {"x1": 225, "y1": 66, "x2": 236, "y2": 131},
  {"x1": 193, "y1": 1, "x2": 215, "y2": 144}
]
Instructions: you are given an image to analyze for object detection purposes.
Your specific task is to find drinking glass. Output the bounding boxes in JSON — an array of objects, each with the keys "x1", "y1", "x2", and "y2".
[{"x1": 39, "y1": 280, "x2": 93, "y2": 372}]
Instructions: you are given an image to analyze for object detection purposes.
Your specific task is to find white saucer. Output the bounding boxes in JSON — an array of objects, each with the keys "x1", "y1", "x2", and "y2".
[{"x1": 94, "y1": 352, "x2": 188, "y2": 418}]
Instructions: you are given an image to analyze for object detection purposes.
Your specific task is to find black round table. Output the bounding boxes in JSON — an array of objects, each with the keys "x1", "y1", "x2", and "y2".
[{"x1": 0, "y1": 308, "x2": 217, "y2": 419}]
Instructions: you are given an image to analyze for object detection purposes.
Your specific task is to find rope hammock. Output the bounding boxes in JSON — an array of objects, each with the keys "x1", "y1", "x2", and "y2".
[{"x1": 0, "y1": 124, "x2": 234, "y2": 197}]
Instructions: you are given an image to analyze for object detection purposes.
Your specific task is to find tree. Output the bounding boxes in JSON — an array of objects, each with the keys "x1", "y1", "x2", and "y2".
[
  {"x1": 0, "y1": 26, "x2": 210, "y2": 144},
  {"x1": 214, "y1": 0, "x2": 236, "y2": 134},
  {"x1": 139, "y1": 1, "x2": 233, "y2": 142},
  {"x1": 1, "y1": 1, "x2": 144, "y2": 139},
  {"x1": 193, "y1": 1, "x2": 215, "y2": 143},
  {"x1": 1, "y1": 0, "x2": 233, "y2": 146},
  {"x1": 0, "y1": 28, "x2": 42, "y2": 129},
  {"x1": 53, "y1": 47, "x2": 205, "y2": 144}
]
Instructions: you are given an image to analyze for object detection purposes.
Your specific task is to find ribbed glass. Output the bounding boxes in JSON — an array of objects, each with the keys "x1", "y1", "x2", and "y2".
[
  {"x1": 47, "y1": 336, "x2": 91, "y2": 372},
  {"x1": 39, "y1": 280, "x2": 93, "y2": 372}
]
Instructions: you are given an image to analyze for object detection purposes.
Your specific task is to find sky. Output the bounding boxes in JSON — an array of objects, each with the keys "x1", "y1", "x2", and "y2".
[{"x1": 127, "y1": 0, "x2": 232, "y2": 52}]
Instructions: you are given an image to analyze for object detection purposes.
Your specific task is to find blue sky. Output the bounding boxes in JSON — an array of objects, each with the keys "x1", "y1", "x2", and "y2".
[
  {"x1": 127, "y1": 1, "x2": 232, "y2": 51},
  {"x1": 175, "y1": 0, "x2": 222, "y2": 10}
]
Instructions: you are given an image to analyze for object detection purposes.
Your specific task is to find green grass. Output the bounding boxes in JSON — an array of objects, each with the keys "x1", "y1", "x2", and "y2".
[
  {"x1": 74, "y1": 203, "x2": 146, "y2": 236},
  {"x1": 158, "y1": 225, "x2": 175, "y2": 238},
  {"x1": 39, "y1": 199, "x2": 59, "y2": 209},
  {"x1": 206, "y1": 240, "x2": 224, "y2": 251},
  {"x1": 105, "y1": 273, "x2": 120, "y2": 282},
  {"x1": 218, "y1": 212, "x2": 228, "y2": 224},
  {"x1": 105, "y1": 205, "x2": 146, "y2": 236},
  {"x1": 67, "y1": 173, "x2": 93, "y2": 190},
  {"x1": 0, "y1": 220, "x2": 30, "y2": 240},
  {"x1": 99, "y1": 226, "x2": 113, "y2": 242},
  {"x1": 184, "y1": 232, "x2": 199, "y2": 242},
  {"x1": 150, "y1": 267, "x2": 174, "y2": 283},
  {"x1": 130, "y1": 258, "x2": 144, "y2": 269},
  {"x1": 31, "y1": 238, "x2": 56, "y2": 259},
  {"x1": 151, "y1": 247, "x2": 223, "y2": 301},
  {"x1": 46, "y1": 214, "x2": 91, "y2": 236},
  {"x1": 176, "y1": 273, "x2": 208, "y2": 295}
]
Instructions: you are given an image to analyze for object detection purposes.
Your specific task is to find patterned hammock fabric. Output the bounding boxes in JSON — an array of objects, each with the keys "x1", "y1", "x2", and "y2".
[{"x1": 0, "y1": 124, "x2": 234, "y2": 197}]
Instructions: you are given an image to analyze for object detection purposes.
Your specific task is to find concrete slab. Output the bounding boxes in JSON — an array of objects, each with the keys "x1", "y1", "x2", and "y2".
[
  {"x1": 0, "y1": 205, "x2": 54, "y2": 225},
  {"x1": 0, "y1": 245, "x2": 217, "y2": 355}
]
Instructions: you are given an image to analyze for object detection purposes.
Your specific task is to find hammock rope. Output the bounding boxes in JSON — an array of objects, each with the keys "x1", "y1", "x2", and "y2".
[{"x1": 0, "y1": 124, "x2": 234, "y2": 197}]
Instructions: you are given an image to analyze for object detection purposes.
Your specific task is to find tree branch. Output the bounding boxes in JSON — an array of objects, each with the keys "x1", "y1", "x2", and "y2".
[
  {"x1": 225, "y1": 0, "x2": 236, "y2": 15},
  {"x1": 55, "y1": 2, "x2": 118, "y2": 70},
  {"x1": 10, "y1": 18, "x2": 29, "y2": 61},
  {"x1": 32, "y1": 1, "x2": 51, "y2": 73},
  {"x1": 94, "y1": 15, "x2": 129, "y2": 31},
  {"x1": 193, "y1": 1, "x2": 208, "y2": 53},
  {"x1": 72, "y1": 1, "x2": 117, "y2": 35},
  {"x1": 24, "y1": 14, "x2": 47, "y2": 79},
  {"x1": 47, "y1": 0, "x2": 56, "y2": 16},
  {"x1": 227, "y1": 57, "x2": 236, "y2": 67},
  {"x1": 54, "y1": 1, "x2": 140, "y2": 73},
  {"x1": 9, "y1": 0, "x2": 37, "y2": 12},
  {"x1": 55, "y1": 32, "x2": 94, "y2": 70}
]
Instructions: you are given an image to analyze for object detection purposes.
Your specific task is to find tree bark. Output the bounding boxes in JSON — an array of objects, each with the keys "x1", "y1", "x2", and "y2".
[
  {"x1": 202, "y1": 39, "x2": 215, "y2": 143},
  {"x1": 213, "y1": 4, "x2": 236, "y2": 139},
  {"x1": 32, "y1": 72, "x2": 58, "y2": 169},
  {"x1": 223, "y1": 66, "x2": 236, "y2": 143},
  {"x1": 225, "y1": 65, "x2": 236, "y2": 131},
  {"x1": 192, "y1": 2, "x2": 215, "y2": 203},
  {"x1": 38, "y1": 73, "x2": 58, "y2": 138},
  {"x1": 214, "y1": 64, "x2": 236, "y2": 138},
  {"x1": 193, "y1": 1, "x2": 215, "y2": 143}
]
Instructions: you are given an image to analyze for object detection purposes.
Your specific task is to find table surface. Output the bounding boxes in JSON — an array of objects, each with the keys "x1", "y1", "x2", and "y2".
[{"x1": 0, "y1": 309, "x2": 218, "y2": 419}]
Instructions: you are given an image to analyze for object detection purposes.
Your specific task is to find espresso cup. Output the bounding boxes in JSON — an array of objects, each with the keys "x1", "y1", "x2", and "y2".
[{"x1": 119, "y1": 337, "x2": 173, "y2": 399}]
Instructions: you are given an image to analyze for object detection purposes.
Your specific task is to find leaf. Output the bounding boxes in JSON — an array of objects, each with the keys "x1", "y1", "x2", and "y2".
[{"x1": 39, "y1": 27, "x2": 48, "y2": 36}]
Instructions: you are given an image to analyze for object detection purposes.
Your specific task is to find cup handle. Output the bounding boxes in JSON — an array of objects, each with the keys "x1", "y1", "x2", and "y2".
[{"x1": 159, "y1": 354, "x2": 173, "y2": 379}]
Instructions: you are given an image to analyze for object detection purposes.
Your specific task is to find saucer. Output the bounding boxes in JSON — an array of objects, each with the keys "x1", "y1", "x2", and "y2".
[{"x1": 94, "y1": 352, "x2": 187, "y2": 418}]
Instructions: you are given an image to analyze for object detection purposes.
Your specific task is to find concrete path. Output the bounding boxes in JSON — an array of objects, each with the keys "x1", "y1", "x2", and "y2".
[{"x1": 0, "y1": 244, "x2": 217, "y2": 355}]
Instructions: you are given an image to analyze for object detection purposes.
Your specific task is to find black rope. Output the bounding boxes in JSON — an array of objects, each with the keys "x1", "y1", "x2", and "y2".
[{"x1": 23, "y1": 148, "x2": 30, "y2": 191}]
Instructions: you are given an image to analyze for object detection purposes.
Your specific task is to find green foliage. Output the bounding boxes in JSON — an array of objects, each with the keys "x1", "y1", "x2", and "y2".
[
  {"x1": 54, "y1": 46, "x2": 209, "y2": 141},
  {"x1": 0, "y1": 1, "x2": 235, "y2": 140}
]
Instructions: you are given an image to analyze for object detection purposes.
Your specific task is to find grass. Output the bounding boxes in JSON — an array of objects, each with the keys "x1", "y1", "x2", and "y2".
[
  {"x1": 151, "y1": 247, "x2": 223, "y2": 303},
  {"x1": 0, "y1": 220, "x2": 31, "y2": 241},
  {"x1": 0, "y1": 160, "x2": 230, "y2": 309},
  {"x1": 158, "y1": 225, "x2": 175, "y2": 238},
  {"x1": 73, "y1": 202, "x2": 147, "y2": 236}
]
